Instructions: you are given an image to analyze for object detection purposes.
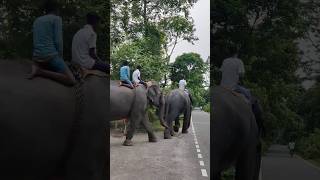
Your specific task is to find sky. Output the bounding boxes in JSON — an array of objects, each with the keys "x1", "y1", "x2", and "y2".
[{"x1": 170, "y1": 0, "x2": 210, "y2": 63}]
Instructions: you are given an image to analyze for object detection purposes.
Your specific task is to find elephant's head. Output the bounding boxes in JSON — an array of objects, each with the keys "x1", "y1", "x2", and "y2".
[{"x1": 146, "y1": 82, "x2": 168, "y2": 128}]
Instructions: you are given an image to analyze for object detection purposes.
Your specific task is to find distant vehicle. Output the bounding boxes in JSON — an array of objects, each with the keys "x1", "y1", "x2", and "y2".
[{"x1": 194, "y1": 107, "x2": 201, "y2": 110}]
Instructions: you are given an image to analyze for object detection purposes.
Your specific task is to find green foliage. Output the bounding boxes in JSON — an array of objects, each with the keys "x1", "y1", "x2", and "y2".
[
  {"x1": 202, "y1": 103, "x2": 210, "y2": 113},
  {"x1": 110, "y1": 38, "x2": 168, "y2": 82},
  {"x1": 297, "y1": 129, "x2": 320, "y2": 159},
  {"x1": 298, "y1": 83, "x2": 320, "y2": 132},
  {"x1": 170, "y1": 53, "x2": 209, "y2": 106}
]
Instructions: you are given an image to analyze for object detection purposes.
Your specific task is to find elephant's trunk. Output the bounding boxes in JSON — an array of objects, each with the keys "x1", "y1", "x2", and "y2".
[{"x1": 159, "y1": 94, "x2": 168, "y2": 128}]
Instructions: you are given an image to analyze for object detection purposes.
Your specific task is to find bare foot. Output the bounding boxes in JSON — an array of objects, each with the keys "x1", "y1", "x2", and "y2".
[{"x1": 27, "y1": 65, "x2": 39, "y2": 79}]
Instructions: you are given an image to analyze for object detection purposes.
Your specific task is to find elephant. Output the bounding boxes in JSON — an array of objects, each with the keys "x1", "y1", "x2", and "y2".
[
  {"x1": 0, "y1": 60, "x2": 108, "y2": 180},
  {"x1": 212, "y1": 86, "x2": 263, "y2": 180},
  {"x1": 110, "y1": 80, "x2": 167, "y2": 146},
  {"x1": 163, "y1": 89, "x2": 192, "y2": 139}
]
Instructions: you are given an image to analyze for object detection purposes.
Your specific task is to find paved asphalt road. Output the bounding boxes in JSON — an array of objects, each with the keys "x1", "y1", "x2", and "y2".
[
  {"x1": 110, "y1": 110, "x2": 210, "y2": 180},
  {"x1": 261, "y1": 144, "x2": 320, "y2": 180}
]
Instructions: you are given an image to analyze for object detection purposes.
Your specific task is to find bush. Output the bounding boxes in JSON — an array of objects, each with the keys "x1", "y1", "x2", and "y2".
[
  {"x1": 297, "y1": 129, "x2": 320, "y2": 159},
  {"x1": 202, "y1": 103, "x2": 210, "y2": 113}
]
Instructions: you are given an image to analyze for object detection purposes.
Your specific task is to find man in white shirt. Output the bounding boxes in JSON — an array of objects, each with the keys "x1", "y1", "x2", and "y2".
[
  {"x1": 220, "y1": 46, "x2": 251, "y2": 102},
  {"x1": 72, "y1": 12, "x2": 109, "y2": 73},
  {"x1": 132, "y1": 65, "x2": 147, "y2": 87},
  {"x1": 179, "y1": 76, "x2": 187, "y2": 91}
]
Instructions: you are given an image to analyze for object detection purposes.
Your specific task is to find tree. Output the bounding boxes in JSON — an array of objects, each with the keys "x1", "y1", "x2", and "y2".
[
  {"x1": 170, "y1": 52, "x2": 208, "y2": 106},
  {"x1": 299, "y1": 0, "x2": 320, "y2": 81},
  {"x1": 111, "y1": 0, "x2": 198, "y2": 87}
]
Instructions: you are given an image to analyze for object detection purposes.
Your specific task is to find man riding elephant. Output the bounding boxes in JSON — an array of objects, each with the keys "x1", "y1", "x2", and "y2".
[
  {"x1": 28, "y1": 0, "x2": 76, "y2": 86},
  {"x1": 213, "y1": 45, "x2": 264, "y2": 180},
  {"x1": 220, "y1": 45, "x2": 252, "y2": 103},
  {"x1": 163, "y1": 88, "x2": 192, "y2": 139},
  {"x1": 110, "y1": 80, "x2": 167, "y2": 146}
]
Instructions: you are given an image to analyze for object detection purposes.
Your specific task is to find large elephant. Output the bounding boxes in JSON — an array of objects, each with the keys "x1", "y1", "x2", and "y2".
[
  {"x1": 212, "y1": 86, "x2": 263, "y2": 180},
  {"x1": 0, "y1": 60, "x2": 107, "y2": 180},
  {"x1": 163, "y1": 89, "x2": 192, "y2": 139},
  {"x1": 110, "y1": 80, "x2": 167, "y2": 146}
]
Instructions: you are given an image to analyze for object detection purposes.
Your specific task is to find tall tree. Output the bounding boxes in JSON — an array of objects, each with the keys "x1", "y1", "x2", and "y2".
[{"x1": 170, "y1": 52, "x2": 208, "y2": 106}]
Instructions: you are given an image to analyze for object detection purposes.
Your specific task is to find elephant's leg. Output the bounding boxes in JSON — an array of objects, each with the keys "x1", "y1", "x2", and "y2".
[
  {"x1": 123, "y1": 116, "x2": 141, "y2": 146},
  {"x1": 141, "y1": 114, "x2": 157, "y2": 142},
  {"x1": 164, "y1": 117, "x2": 173, "y2": 139},
  {"x1": 235, "y1": 146, "x2": 257, "y2": 180},
  {"x1": 182, "y1": 108, "x2": 191, "y2": 134},
  {"x1": 173, "y1": 116, "x2": 180, "y2": 133},
  {"x1": 213, "y1": 172, "x2": 221, "y2": 180}
]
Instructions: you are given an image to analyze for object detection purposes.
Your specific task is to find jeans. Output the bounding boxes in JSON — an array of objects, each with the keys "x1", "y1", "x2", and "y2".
[{"x1": 121, "y1": 78, "x2": 133, "y2": 87}]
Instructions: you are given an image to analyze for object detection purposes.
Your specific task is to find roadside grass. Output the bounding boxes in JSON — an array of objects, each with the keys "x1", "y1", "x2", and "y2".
[{"x1": 308, "y1": 158, "x2": 320, "y2": 168}]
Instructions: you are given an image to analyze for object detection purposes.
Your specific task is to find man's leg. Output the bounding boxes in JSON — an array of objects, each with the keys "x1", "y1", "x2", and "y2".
[
  {"x1": 91, "y1": 60, "x2": 109, "y2": 73},
  {"x1": 121, "y1": 79, "x2": 134, "y2": 89},
  {"x1": 29, "y1": 56, "x2": 76, "y2": 86},
  {"x1": 234, "y1": 85, "x2": 252, "y2": 102}
]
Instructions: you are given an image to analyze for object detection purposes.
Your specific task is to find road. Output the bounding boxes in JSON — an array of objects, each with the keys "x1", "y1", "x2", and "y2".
[
  {"x1": 261, "y1": 144, "x2": 320, "y2": 180},
  {"x1": 110, "y1": 110, "x2": 210, "y2": 180}
]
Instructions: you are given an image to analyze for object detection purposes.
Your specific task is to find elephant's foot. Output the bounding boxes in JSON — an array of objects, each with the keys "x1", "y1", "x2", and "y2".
[
  {"x1": 164, "y1": 130, "x2": 172, "y2": 139},
  {"x1": 173, "y1": 125, "x2": 180, "y2": 132},
  {"x1": 149, "y1": 137, "x2": 157, "y2": 142},
  {"x1": 170, "y1": 130, "x2": 175, "y2": 136},
  {"x1": 148, "y1": 133, "x2": 157, "y2": 142},
  {"x1": 123, "y1": 139, "x2": 133, "y2": 146},
  {"x1": 182, "y1": 129, "x2": 188, "y2": 134}
]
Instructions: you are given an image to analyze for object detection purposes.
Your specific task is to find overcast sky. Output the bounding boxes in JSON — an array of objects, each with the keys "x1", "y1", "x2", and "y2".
[{"x1": 170, "y1": 0, "x2": 210, "y2": 63}]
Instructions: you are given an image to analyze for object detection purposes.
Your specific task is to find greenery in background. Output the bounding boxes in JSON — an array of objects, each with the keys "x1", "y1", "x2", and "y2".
[
  {"x1": 211, "y1": 0, "x2": 320, "y2": 168},
  {"x1": 0, "y1": 0, "x2": 109, "y2": 61},
  {"x1": 170, "y1": 53, "x2": 209, "y2": 107}
]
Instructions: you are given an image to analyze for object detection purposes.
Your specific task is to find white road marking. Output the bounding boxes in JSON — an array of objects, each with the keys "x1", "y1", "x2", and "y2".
[
  {"x1": 191, "y1": 116, "x2": 209, "y2": 178},
  {"x1": 201, "y1": 169, "x2": 208, "y2": 177},
  {"x1": 199, "y1": 160, "x2": 204, "y2": 166}
]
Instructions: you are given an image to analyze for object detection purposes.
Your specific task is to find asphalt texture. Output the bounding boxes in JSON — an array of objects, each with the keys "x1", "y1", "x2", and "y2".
[
  {"x1": 261, "y1": 144, "x2": 320, "y2": 180},
  {"x1": 110, "y1": 110, "x2": 210, "y2": 180}
]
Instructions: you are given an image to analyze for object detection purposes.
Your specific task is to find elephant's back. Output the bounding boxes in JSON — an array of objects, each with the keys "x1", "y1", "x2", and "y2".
[
  {"x1": 212, "y1": 86, "x2": 255, "y2": 168},
  {"x1": 0, "y1": 60, "x2": 76, "y2": 176}
]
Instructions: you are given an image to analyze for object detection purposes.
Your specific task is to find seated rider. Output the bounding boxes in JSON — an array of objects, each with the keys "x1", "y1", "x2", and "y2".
[
  {"x1": 179, "y1": 76, "x2": 193, "y2": 104},
  {"x1": 220, "y1": 45, "x2": 252, "y2": 103},
  {"x1": 71, "y1": 12, "x2": 109, "y2": 74},
  {"x1": 132, "y1": 65, "x2": 147, "y2": 87},
  {"x1": 179, "y1": 75, "x2": 187, "y2": 92},
  {"x1": 120, "y1": 60, "x2": 134, "y2": 89},
  {"x1": 28, "y1": 0, "x2": 76, "y2": 86}
]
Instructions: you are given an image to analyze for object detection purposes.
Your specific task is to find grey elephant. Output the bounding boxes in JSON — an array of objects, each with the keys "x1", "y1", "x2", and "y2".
[
  {"x1": 212, "y1": 86, "x2": 263, "y2": 180},
  {"x1": 163, "y1": 89, "x2": 192, "y2": 139},
  {"x1": 0, "y1": 60, "x2": 108, "y2": 180},
  {"x1": 110, "y1": 80, "x2": 167, "y2": 146}
]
